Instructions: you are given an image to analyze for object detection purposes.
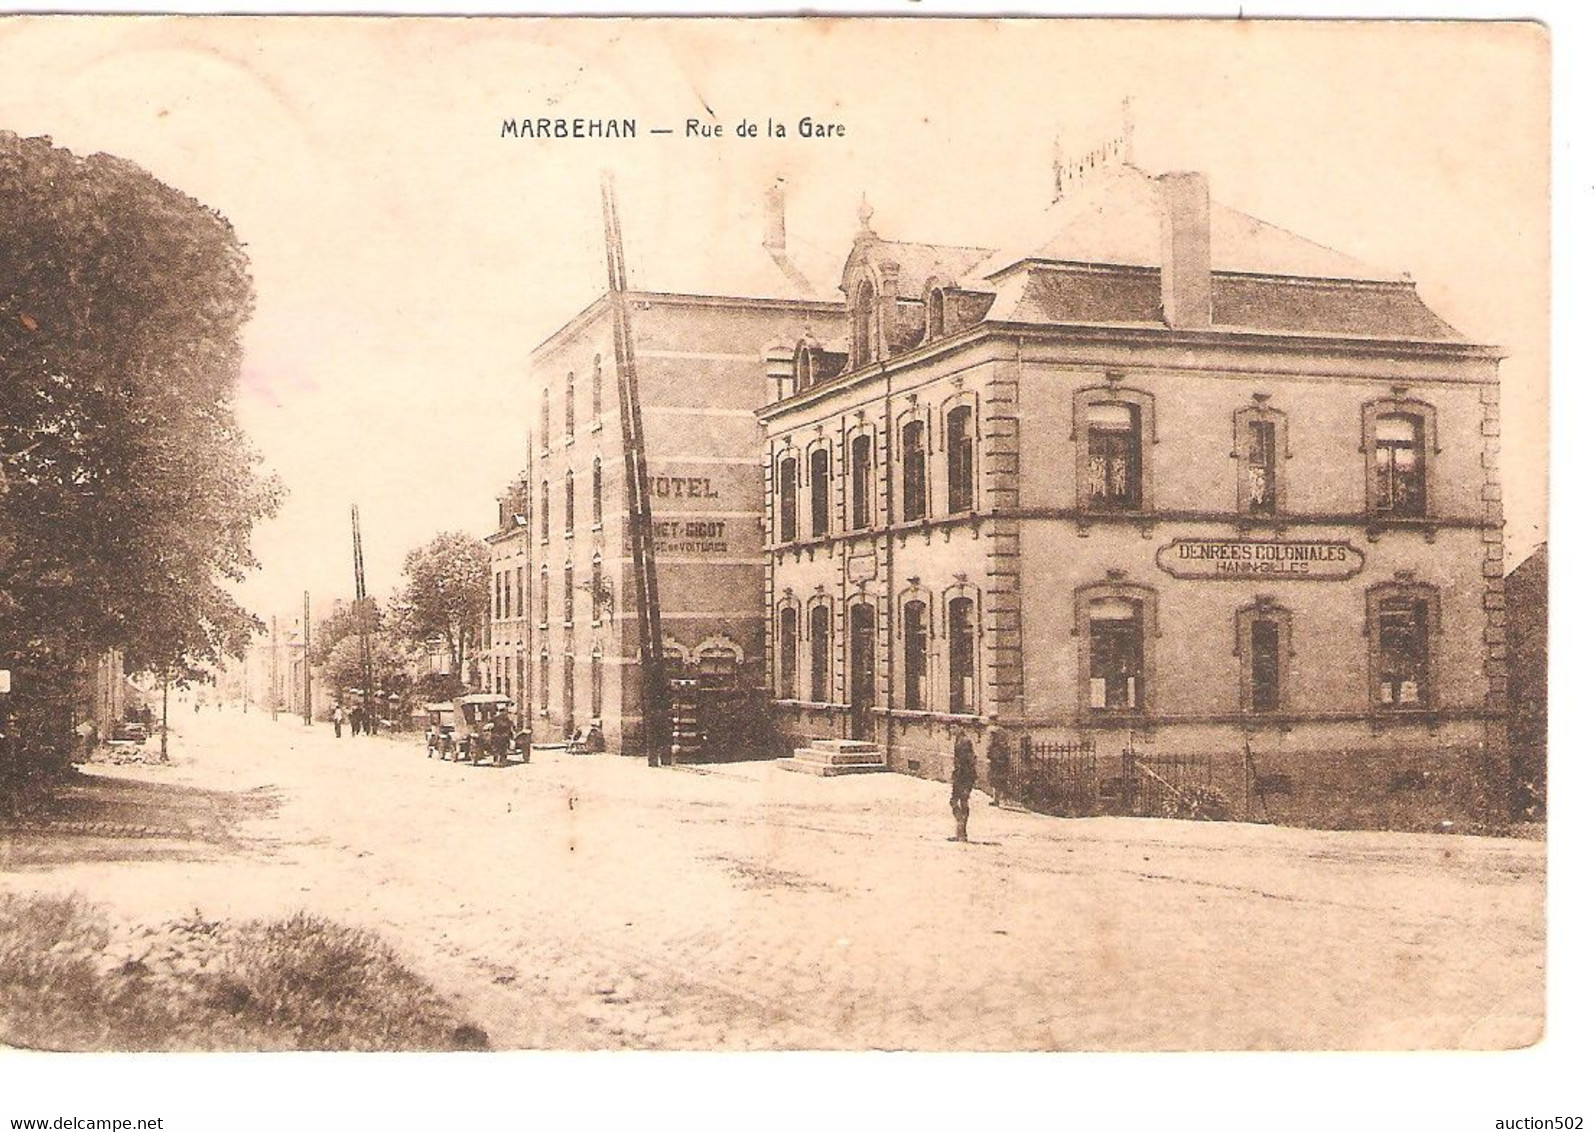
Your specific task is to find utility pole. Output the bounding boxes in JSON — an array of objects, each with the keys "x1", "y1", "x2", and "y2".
[
  {"x1": 601, "y1": 172, "x2": 669, "y2": 767},
  {"x1": 351, "y1": 506, "x2": 375, "y2": 732},
  {"x1": 303, "y1": 590, "x2": 313, "y2": 726},
  {"x1": 270, "y1": 615, "x2": 280, "y2": 722}
]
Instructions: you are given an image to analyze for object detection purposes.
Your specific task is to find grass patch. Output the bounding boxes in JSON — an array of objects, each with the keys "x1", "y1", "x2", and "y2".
[{"x1": 0, "y1": 894, "x2": 487, "y2": 1051}]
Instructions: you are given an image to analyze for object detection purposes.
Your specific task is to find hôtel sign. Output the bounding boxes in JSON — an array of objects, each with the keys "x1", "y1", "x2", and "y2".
[{"x1": 1155, "y1": 538, "x2": 1365, "y2": 581}]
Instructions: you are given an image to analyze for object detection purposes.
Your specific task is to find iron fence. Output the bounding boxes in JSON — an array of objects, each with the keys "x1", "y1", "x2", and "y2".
[{"x1": 1015, "y1": 737, "x2": 1098, "y2": 816}]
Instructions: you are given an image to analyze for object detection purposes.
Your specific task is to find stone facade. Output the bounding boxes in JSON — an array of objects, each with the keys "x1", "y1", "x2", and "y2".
[{"x1": 760, "y1": 163, "x2": 1505, "y2": 792}]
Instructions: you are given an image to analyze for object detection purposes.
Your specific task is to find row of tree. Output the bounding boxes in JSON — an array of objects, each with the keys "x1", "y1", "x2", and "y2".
[
  {"x1": 2, "y1": 132, "x2": 280, "y2": 769},
  {"x1": 306, "y1": 532, "x2": 491, "y2": 719}
]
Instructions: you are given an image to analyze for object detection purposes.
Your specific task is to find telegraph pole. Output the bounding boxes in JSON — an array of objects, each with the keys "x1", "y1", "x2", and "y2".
[
  {"x1": 351, "y1": 506, "x2": 375, "y2": 731},
  {"x1": 303, "y1": 590, "x2": 313, "y2": 726},
  {"x1": 601, "y1": 172, "x2": 669, "y2": 767},
  {"x1": 270, "y1": 615, "x2": 280, "y2": 722}
]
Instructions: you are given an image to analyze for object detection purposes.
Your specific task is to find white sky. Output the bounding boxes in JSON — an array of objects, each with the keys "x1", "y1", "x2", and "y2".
[{"x1": 0, "y1": 18, "x2": 1549, "y2": 625}]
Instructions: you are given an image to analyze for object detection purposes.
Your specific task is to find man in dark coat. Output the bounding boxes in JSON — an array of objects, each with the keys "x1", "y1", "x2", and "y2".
[
  {"x1": 489, "y1": 706, "x2": 513, "y2": 767},
  {"x1": 950, "y1": 734, "x2": 977, "y2": 842},
  {"x1": 987, "y1": 725, "x2": 1013, "y2": 808}
]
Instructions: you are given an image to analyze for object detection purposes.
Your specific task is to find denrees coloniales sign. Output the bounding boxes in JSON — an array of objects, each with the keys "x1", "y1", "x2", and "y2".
[{"x1": 1155, "y1": 538, "x2": 1365, "y2": 580}]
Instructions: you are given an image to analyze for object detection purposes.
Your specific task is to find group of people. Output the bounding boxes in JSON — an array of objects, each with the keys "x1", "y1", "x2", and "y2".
[
  {"x1": 949, "y1": 724, "x2": 1014, "y2": 843},
  {"x1": 329, "y1": 703, "x2": 377, "y2": 738}
]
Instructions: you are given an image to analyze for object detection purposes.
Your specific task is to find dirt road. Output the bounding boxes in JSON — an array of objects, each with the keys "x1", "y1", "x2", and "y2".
[{"x1": 0, "y1": 706, "x2": 1544, "y2": 1050}]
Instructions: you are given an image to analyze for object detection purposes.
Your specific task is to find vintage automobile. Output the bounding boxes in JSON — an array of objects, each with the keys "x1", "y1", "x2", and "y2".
[
  {"x1": 421, "y1": 702, "x2": 457, "y2": 760},
  {"x1": 449, "y1": 693, "x2": 525, "y2": 765}
]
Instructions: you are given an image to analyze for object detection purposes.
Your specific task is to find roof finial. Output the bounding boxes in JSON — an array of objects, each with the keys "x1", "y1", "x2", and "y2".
[{"x1": 857, "y1": 192, "x2": 875, "y2": 235}]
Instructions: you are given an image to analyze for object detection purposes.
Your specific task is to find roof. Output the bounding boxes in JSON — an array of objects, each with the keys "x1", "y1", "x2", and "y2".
[
  {"x1": 851, "y1": 238, "x2": 994, "y2": 297},
  {"x1": 623, "y1": 207, "x2": 845, "y2": 304},
  {"x1": 961, "y1": 164, "x2": 1405, "y2": 287}
]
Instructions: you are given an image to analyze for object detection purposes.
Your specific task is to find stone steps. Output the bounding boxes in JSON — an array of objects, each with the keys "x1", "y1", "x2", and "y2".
[{"x1": 776, "y1": 739, "x2": 887, "y2": 777}]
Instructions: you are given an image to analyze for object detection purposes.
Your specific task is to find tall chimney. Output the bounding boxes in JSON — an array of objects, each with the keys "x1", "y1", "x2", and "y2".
[
  {"x1": 1158, "y1": 171, "x2": 1212, "y2": 330},
  {"x1": 763, "y1": 178, "x2": 787, "y2": 252}
]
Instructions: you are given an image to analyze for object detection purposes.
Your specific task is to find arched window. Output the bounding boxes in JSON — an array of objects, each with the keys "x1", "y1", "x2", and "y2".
[
  {"x1": 590, "y1": 557, "x2": 604, "y2": 625},
  {"x1": 852, "y1": 279, "x2": 876, "y2": 367},
  {"x1": 538, "y1": 565, "x2": 549, "y2": 625},
  {"x1": 1088, "y1": 598, "x2": 1144, "y2": 712},
  {"x1": 777, "y1": 455, "x2": 798, "y2": 543},
  {"x1": 514, "y1": 566, "x2": 524, "y2": 619},
  {"x1": 1085, "y1": 403, "x2": 1142, "y2": 511},
  {"x1": 809, "y1": 447, "x2": 830, "y2": 538},
  {"x1": 564, "y1": 470, "x2": 575, "y2": 537},
  {"x1": 903, "y1": 599, "x2": 929, "y2": 710},
  {"x1": 540, "y1": 387, "x2": 550, "y2": 451},
  {"x1": 538, "y1": 651, "x2": 550, "y2": 712},
  {"x1": 795, "y1": 345, "x2": 814, "y2": 392},
  {"x1": 539, "y1": 480, "x2": 550, "y2": 542},
  {"x1": 562, "y1": 562, "x2": 575, "y2": 625},
  {"x1": 946, "y1": 404, "x2": 974, "y2": 514},
  {"x1": 591, "y1": 457, "x2": 603, "y2": 529},
  {"x1": 809, "y1": 604, "x2": 831, "y2": 703},
  {"x1": 1236, "y1": 600, "x2": 1292, "y2": 713},
  {"x1": 1373, "y1": 414, "x2": 1425, "y2": 517},
  {"x1": 592, "y1": 354, "x2": 603, "y2": 421},
  {"x1": 778, "y1": 606, "x2": 799, "y2": 700},
  {"x1": 947, "y1": 596, "x2": 976, "y2": 715},
  {"x1": 902, "y1": 419, "x2": 927, "y2": 522},
  {"x1": 1367, "y1": 584, "x2": 1440, "y2": 711},
  {"x1": 590, "y1": 651, "x2": 604, "y2": 720},
  {"x1": 564, "y1": 370, "x2": 576, "y2": 440},
  {"x1": 925, "y1": 288, "x2": 946, "y2": 341},
  {"x1": 849, "y1": 432, "x2": 874, "y2": 531}
]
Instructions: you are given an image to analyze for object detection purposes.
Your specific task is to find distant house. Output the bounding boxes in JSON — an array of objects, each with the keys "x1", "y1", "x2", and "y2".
[{"x1": 1505, "y1": 543, "x2": 1547, "y2": 816}]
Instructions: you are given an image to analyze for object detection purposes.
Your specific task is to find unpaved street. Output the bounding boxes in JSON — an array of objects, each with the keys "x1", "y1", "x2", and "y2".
[{"x1": 0, "y1": 707, "x2": 1544, "y2": 1050}]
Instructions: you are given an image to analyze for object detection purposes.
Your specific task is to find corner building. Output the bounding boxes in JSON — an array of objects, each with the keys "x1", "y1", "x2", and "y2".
[{"x1": 760, "y1": 163, "x2": 1506, "y2": 792}]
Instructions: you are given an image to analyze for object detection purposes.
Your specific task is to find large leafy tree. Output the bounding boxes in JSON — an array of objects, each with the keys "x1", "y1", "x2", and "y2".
[
  {"x1": 1, "y1": 132, "x2": 280, "y2": 757},
  {"x1": 395, "y1": 532, "x2": 490, "y2": 681}
]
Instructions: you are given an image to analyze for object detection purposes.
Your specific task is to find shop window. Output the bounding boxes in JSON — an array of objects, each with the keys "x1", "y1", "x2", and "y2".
[
  {"x1": 539, "y1": 481, "x2": 550, "y2": 542},
  {"x1": 564, "y1": 470, "x2": 575, "y2": 537},
  {"x1": 809, "y1": 604, "x2": 831, "y2": 703},
  {"x1": 564, "y1": 370, "x2": 576, "y2": 440},
  {"x1": 1364, "y1": 589, "x2": 1440, "y2": 714},
  {"x1": 903, "y1": 599, "x2": 929, "y2": 710},
  {"x1": 562, "y1": 563, "x2": 574, "y2": 626},
  {"x1": 947, "y1": 596, "x2": 976, "y2": 716},
  {"x1": 946, "y1": 405, "x2": 974, "y2": 514},
  {"x1": 778, "y1": 606, "x2": 798, "y2": 699},
  {"x1": 1085, "y1": 404, "x2": 1142, "y2": 511},
  {"x1": 591, "y1": 458, "x2": 603, "y2": 528},
  {"x1": 849, "y1": 433, "x2": 874, "y2": 531},
  {"x1": 778, "y1": 456, "x2": 798, "y2": 543},
  {"x1": 902, "y1": 419, "x2": 927, "y2": 522},
  {"x1": 1087, "y1": 598, "x2": 1144, "y2": 711}
]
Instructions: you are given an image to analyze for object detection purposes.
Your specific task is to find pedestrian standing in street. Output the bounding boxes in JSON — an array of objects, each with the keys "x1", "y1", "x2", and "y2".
[
  {"x1": 349, "y1": 704, "x2": 364, "y2": 736},
  {"x1": 950, "y1": 733, "x2": 977, "y2": 843},
  {"x1": 489, "y1": 705, "x2": 513, "y2": 768},
  {"x1": 987, "y1": 724, "x2": 1013, "y2": 808},
  {"x1": 332, "y1": 705, "x2": 345, "y2": 739}
]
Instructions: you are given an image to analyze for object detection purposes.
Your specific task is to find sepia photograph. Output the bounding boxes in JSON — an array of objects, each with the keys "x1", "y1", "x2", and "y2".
[{"x1": 0, "y1": 8, "x2": 1568, "y2": 1126}]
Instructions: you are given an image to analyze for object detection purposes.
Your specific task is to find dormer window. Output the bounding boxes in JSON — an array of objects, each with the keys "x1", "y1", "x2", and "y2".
[
  {"x1": 795, "y1": 344, "x2": 815, "y2": 392},
  {"x1": 851, "y1": 280, "x2": 877, "y2": 367}
]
